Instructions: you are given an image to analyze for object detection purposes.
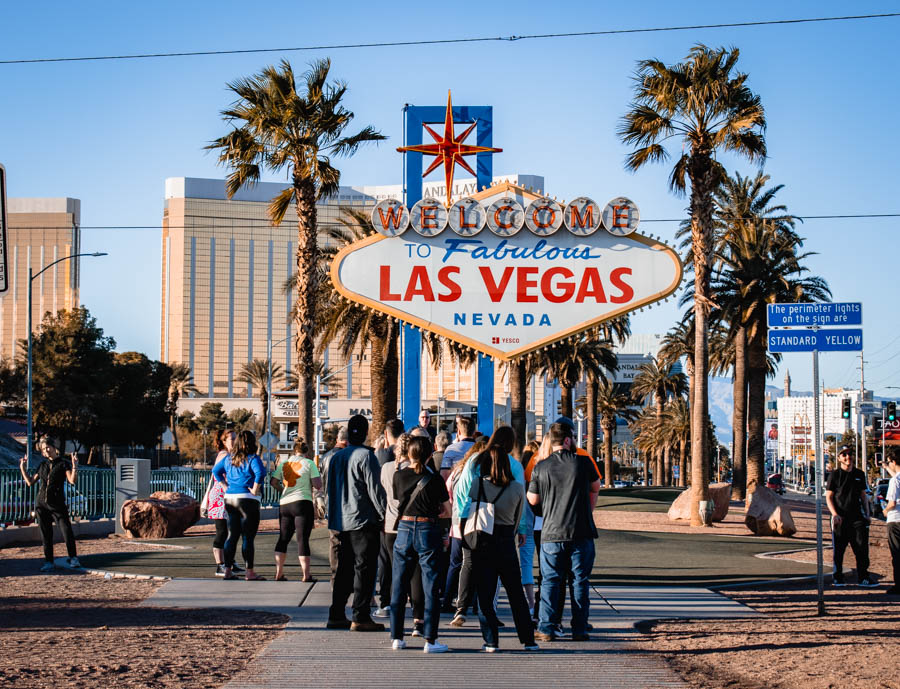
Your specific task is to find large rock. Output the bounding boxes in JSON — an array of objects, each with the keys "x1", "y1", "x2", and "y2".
[
  {"x1": 667, "y1": 482, "x2": 733, "y2": 522},
  {"x1": 745, "y1": 486, "x2": 796, "y2": 537},
  {"x1": 121, "y1": 491, "x2": 199, "y2": 539}
]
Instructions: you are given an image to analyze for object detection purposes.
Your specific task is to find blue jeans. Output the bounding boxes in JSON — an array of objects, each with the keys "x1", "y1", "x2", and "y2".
[
  {"x1": 538, "y1": 538, "x2": 595, "y2": 636},
  {"x1": 518, "y1": 527, "x2": 536, "y2": 586},
  {"x1": 390, "y1": 521, "x2": 442, "y2": 642}
]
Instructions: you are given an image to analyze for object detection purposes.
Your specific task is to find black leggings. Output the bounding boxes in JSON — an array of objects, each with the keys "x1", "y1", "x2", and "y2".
[
  {"x1": 35, "y1": 503, "x2": 76, "y2": 563},
  {"x1": 275, "y1": 500, "x2": 314, "y2": 556},
  {"x1": 224, "y1": 498, "x2": 261, "y2": 569},
  {"x1": 213, "y1": 519, "x2": 228, "y2": 549}
]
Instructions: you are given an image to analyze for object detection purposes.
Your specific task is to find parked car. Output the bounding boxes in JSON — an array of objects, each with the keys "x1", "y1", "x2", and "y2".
[
  {"x1": 766, "y1": 473, "x2": 785, "y2": 495},
  {"x1": 613, "y1": 480, "x2": 628, "y2": 488},
  {"x1": 1, "y1": 479, "x2": 87, "y2": 525},
  {"x1": 871, "y1": 483, "x2": 889, "y2": 520}
]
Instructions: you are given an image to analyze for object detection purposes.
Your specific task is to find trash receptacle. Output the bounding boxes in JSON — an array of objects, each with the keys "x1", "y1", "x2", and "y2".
[{"x1": 115, "y1": 458, "x2": 150, "y2": 534}]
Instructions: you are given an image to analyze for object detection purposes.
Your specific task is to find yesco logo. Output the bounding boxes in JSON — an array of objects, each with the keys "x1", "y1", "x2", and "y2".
[{"x1": 371, "y1": 194, "x2": 640, "y2": 239}]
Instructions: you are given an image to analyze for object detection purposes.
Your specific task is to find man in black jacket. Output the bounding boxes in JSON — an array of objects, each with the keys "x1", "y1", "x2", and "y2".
[{"x1": 826, "y1": 445, "x2": 877, "y2": 587}]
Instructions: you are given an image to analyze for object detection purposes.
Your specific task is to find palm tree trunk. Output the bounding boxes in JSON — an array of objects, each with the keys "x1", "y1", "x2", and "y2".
[
  {"x1": 259, "y1": 393, "x2": 269, "y2": 436},
  {"x1": 384, "y1": 323, "x2": 399, "y2": 419},
  {"x1": 510, "y1": 359, "x2": 527, "y2": 458},
  {"x1": 586, "y1": 375, "x2": 598, "y2": 462},
  {"x1": 679, "y1": 440, "x2": 687, "y2": 487},
  {"x1": 689, "y1": 156, "x2": 714, "y2": 526},
  {"x1": 656, "y1": 396, "x2": 665, "y2": 486},
  {"x1": 171, "y1": 411, "x2": 180, "y2": 454},
  {"x1": 603, "y1": 418, "x2": 615, "y2": 488},
  {"x1": 746, "y1": 334, "x2": 767, "y2": 495},
  {"x1": 560, "y1": 386, "x2": 573, "y2": 420},
  {"x1": 294, "y1": 179, "x2": 318, "y2": 451},
  {"x1": 369, "y1": 331, "x2": 388, "y2": 446},
  {"x1": 664, "y1": 445, "x2": 672, "y2": 486},
  {"x1": 643, "y1": 450, "x2": 651, "y2": 486},
  {"x1": 732, "y1": 326, "x2": 748, "y2": 499}
]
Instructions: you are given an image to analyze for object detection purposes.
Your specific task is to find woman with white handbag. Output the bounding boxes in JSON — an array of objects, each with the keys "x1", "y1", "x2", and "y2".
[{"x1": 463, "y1": 427, "x2": 539, "y2": 653}]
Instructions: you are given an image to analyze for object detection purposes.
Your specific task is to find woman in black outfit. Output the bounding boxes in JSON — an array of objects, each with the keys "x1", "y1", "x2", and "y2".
[
  {"x1": 19, "y1": 435, "x2": 81, "y2": 571},
  {"x1": 468, "y1": 427, "x2": 538, "y2": 652}
]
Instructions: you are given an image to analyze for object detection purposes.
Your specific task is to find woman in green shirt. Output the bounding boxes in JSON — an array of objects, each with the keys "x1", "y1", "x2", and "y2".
[{"x1": 271, "y1": 439, "x2": 322, "y2": 581}]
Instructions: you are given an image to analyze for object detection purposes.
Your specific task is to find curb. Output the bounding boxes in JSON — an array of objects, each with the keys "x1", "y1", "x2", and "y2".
[{"x1": 84, "y1": 567, "x2": 171, "y2": 581}]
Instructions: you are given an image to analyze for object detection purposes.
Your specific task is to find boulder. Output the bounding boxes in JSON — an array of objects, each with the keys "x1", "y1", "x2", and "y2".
[
  {"x1": 121, "y1": 491, "x2": 200, "y2": 539},
  {"x1": 745, "y1": 486, "x2": 796, "y2": 537},
  {"x1": 667, "y1": 482, "x2": 733, "y2": 522}
]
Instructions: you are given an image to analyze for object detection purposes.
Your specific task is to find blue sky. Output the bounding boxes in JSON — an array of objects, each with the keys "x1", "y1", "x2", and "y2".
[{"x1": 2, "y1": 1, "x2": 898, "y2": 396}]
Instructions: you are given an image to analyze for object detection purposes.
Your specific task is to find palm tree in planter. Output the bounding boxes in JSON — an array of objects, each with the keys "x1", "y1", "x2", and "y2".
[
  {"x1": 235, "y1": 359, "x2": 282, "y2": 433},
  {"x1": 620, "y1": 44, "x2": 766, "y2": 523},
  {"x1": 208, "y1": 58, "x2": 385, "y2": 450}
]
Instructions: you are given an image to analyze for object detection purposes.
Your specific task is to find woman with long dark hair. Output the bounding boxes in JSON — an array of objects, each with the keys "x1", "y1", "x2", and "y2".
[
  {"x1": 212, "y1": 430, "x2": 267, "y2": 580},
  {"x1": 467, "y1": 426, "x2": 538, "y2": 652},
  {"x1": 389, "y1": 435, "x2": 451, "y2": 653},
  {"x1": 202, "y1": 427, "x2": 245, "y2": 576},
  {"x1": 272, "y1": 438, "x2": 321, "y2": 581},
  {"x1": 19, "y1": 435, "x2": 80, "y2": 571}
]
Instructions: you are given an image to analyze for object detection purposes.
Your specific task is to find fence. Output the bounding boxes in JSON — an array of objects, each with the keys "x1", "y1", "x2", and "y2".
[{"x1": 1, "y1": 467, "x2": 280, "y2": 525}]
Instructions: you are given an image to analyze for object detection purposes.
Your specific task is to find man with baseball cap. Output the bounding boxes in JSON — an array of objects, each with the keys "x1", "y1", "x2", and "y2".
[{"x1": 825, "y1": 445, "x2": 877, "y2": 587}]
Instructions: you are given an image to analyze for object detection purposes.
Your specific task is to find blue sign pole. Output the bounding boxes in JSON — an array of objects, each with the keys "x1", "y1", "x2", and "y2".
[{"x1": 401, "y1": 104, "x2": 495, "y2": 433}]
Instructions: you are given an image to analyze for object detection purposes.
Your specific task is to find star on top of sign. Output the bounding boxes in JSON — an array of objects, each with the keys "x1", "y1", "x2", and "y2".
[{"x1": 397, "y1": 91, "x2": 502, "y2": 208}]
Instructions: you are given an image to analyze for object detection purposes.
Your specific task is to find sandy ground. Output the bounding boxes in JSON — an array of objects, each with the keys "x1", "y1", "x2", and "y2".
[
  {"x1": 609, "y1": 497, "x2": 899, "y2": 689},
  {"x1": 0, "y1": 540, "x2": 286, "y2": 689}
]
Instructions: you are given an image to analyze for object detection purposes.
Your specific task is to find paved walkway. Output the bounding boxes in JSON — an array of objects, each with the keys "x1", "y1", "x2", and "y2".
[{"x1": 142, "y1": 578, "x2": 759, "y2": 688}]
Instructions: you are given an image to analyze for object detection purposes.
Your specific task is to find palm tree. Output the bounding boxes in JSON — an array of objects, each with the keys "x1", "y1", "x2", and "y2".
[
  {"x1": 713, "y1": 220, "x2": 829, "y2": 494},
  {"x1": 595, "y1": 379, "x2": 639, "y2": 487},
  {"x1": 208, "y1": 58, "x2": 385, "y2": 449},
  {"x1": 313, "y1": 207, "x2": 400, "y2": 442},
  {"x1": 660, "y1": 398, "x2": 691, "y2": 487},
  {"x1": 631, "y1": 406, "x2": 662, "y2": 486},
  {"x1": 235, "y1": 359, "x2": 282, "y2": 433},
  {"x1": 620, "y1": 44, "x2": 766, "y2": 524},
  {"x1": 631, "y1": 357, "x2": 688, "y2": 485},
  {"x1": 586, "y1": 317, "x2": 631, "y2": 461},
  {"x1": 167, "y1": 362, "x2": 198, "y2": 455}
]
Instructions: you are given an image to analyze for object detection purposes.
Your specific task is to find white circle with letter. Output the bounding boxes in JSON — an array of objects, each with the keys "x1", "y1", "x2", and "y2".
[
  {"x1": 485, "y1": 196, "x2": 524, "y2": 237},
  {"x1": 410, "y1": 197, "x2": 448, "y2": 237},
  {"x1": 448, "y1": 197, "x2": 486, "y2": 236},
  {"x1": 602, "y1": 197, "x2": 640, "y2": 236},
  {"x1": 564, "y1": 197, "x2": 602, "y2": 236},
  {"x1": 371, "y1": 198, "x2": 409, "y2": 237},
  {"x1": 525, "y1": 197, "x2": 563, "y2": 236}
]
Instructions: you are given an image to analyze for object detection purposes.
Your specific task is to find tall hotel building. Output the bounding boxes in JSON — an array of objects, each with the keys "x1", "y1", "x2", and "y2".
[
  {"x1": 0, "y1": 198, "x2": 81, "y2": 360},
  {"x1": 162, "y1": 175, "x2": 548, "y2": 427}
]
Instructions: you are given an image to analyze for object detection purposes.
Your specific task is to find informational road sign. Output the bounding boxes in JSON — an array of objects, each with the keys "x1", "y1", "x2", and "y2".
[
  {"x1": 767, "y1": 328, "x2": 863, "y2": 353},
  {"x1": 0, "y1": 164, "x2": 9, "y2": 293},
  {"x1": 767, "y1": 302, "x2": 862, "y2": 328}
]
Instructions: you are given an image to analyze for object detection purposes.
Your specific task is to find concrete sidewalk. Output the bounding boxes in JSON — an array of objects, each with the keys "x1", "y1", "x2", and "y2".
[{"x1": 142, "y1": 578, "x2": 758, "y2": 688}]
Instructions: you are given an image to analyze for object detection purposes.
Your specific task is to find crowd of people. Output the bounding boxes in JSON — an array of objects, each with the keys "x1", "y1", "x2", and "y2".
[{"x1": 317, "y1": 411, "x2": 601, "y2": 653}]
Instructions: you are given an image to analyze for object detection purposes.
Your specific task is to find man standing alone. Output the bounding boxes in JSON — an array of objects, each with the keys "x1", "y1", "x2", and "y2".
[
  {"x1": 825, "y1": 445, "x2": 877, "y2": 588},
  {"x1": 527, "y1": 422, "x2": 600, "y2": 641},
  {"x1": 327, "y1": 415, "x2": 388, "y2": 630}
]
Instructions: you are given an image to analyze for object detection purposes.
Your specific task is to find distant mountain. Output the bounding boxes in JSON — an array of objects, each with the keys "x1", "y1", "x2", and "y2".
[{"x1": 708, "y1": 377, "x2": 733, "y2": 445}]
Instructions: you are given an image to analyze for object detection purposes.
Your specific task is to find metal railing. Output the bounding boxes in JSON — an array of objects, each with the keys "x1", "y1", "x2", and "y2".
[{"x1": 1, "y1": 466, "x2": 281, "y2": 525}]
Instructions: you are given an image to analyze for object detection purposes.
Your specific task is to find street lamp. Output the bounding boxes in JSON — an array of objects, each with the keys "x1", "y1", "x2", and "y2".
[{"x1": 26, "y1": 252, "x2": 107, "y2": 469}]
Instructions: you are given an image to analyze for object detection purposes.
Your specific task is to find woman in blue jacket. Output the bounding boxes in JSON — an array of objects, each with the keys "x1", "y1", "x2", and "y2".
[{"x1": 212, "y1": 430, "x2": 267, "y2": 580}]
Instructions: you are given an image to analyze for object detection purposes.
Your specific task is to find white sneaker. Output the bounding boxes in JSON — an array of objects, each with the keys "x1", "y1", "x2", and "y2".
[
  {"x1": 391, "y1": 639, "x2": 407, "y2": 650},
  {"x1": 423, "y1": 641, "x2": 449, "y2": 654},
  {"x1": 373, "y1": 606, "x2": 390, "y2": 618},
  {"x1": 65, "y1": 557, "x2": 82, "y2": 569},
  {"x1": 482, "y1": 644, "x2": 499, "y2": 653}
]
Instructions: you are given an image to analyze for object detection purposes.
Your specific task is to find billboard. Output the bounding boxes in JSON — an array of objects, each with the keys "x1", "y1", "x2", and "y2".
[
  {"x1": 332, "y1": 183, "x2": 682, "y2": 362},
  {"x1": 874, "y1": 417, "x2": 900, "y2": 445}
]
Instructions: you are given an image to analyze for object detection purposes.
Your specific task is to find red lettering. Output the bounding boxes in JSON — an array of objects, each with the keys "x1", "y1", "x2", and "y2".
[
  {"x1": 459, "y1": 206, "x2": 477, "y2": 228},
  {"x1": 516, "y1": 267, "x2": 539, "y2": 303},
  {"x1": 612, "y1": 204, "x2": 630, "y2": 228},
  {"x1": 532, "y1": 205, "x2": 555, "y2": 229},
  {"x1": 609, "y1": 267, "x2": 634, "y2": 303},
  {"x1": 569, "y1": 204, "x2": 593, "y2": 228},
  {"x1": 437, "y1": 266, "x2": 461, "y2": 302},
  {"x1": 575, "y1": 268, "x2": 607, "y2": 303},
  {"x1": 541, "y1": 267, "x2": 575, "y2": 303},
  {"x1": 493, "y1": 205, "x2": 514, "y2": 229},
  {"x1": 377, "y1": 206, "x2": 404, "y2": 229},
  {"x1": 404, "y1": 266, "x2": 435, "y2": 301},
  {"x1": 479, "y1": 266, "x2": 515, "y2": 302},
  {"x1": 379, "y1": 266, "x2": 400, "y2": 301},
  {"x1": 422, "y1": 205, "x2": 439, "y2": 229}
]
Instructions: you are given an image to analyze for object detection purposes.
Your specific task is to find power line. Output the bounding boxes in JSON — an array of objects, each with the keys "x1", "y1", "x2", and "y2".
[{"x1": 2, "y1": 13, "x2": 898, "y2": 65}]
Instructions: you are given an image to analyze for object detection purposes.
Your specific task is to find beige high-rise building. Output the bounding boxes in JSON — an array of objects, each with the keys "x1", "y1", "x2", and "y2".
[
  {"x1": 0, "y1": 198, "x2": 81, "y2": 360},
  {"x1": 162, "y1": 176, "x2": 546, "y2": 434}
]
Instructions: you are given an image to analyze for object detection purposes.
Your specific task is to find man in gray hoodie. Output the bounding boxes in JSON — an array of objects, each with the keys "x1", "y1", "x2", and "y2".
[{"x1": 326, "y1": 415, "x2": 387, "y2": 631}]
